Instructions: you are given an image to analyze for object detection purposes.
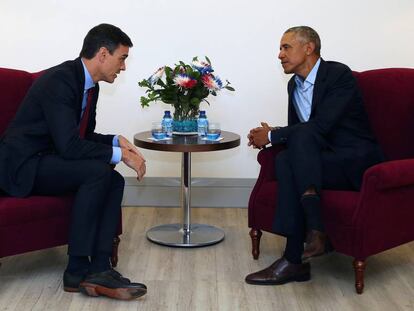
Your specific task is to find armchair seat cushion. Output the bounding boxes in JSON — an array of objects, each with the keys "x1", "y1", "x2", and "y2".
[
  {"x1": 0, "y1": 195, "x2": 73, "y2": 227},
  {"x1": 321, "y1": 190, "x2": 360, "y2": 227},
  {"x1": 0, "y1": 195, "x2": 74, "y2": 258}
]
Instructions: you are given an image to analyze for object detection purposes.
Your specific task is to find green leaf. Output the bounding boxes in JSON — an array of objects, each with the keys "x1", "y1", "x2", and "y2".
[
  {"x1": 157, "y1": 79, "x2": 166, "y2": 87},
  {"x1": 140, "y1": 96, "x2": 150, "y2": 107},
  {"x1": 190, "y1": 97, "x2": 201, "y2": 106},
  {"x1": 138, "y1": 79, "x2": 149, "y2": 87},
  {"x1": 205, "y1": 56, "x2": 211, "y2": 65},
  {"x1": 225, "y1": 86, "x2": 235, "y2": 91}
]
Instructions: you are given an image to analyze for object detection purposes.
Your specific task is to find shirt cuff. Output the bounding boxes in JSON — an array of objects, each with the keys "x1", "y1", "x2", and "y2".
[
  {"x1": 110, "y1": 146, "x2": 122, "y2": 164},
  {"x1": 112, "y1": 135, "x2": 120, "y2": 147},
  {"x1": 268, "y1": 131, "x2": 272, "y2": 142}
]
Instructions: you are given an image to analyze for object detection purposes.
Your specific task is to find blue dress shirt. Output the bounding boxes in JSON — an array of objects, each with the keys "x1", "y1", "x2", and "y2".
[
  {"x1": 81, "y1": 61, "x2": 121, "y2": 164},
  {"x1": 292, "y1": 58, "x2": 321, "y2": 122}
]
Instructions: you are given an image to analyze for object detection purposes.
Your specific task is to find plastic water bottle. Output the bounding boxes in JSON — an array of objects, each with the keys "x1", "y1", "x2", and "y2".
[
  {"x1": 197, "y1": 110, "x2": 208, "y2": 137},
  {"x1": 162, "y1": 110, "x2": 173, "y2": 137}
]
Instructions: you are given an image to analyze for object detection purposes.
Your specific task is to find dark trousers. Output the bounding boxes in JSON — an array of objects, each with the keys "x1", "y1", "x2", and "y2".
[
  {"x1": 273, "y1": 127, "x2": 353, "y2": 259},
  {"x1": 31, "y1": 155, "x2": 124, "y2": 256}
]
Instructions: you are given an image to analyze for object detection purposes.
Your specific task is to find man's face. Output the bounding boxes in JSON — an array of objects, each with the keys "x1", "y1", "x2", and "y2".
[
  {"x1": 278, "y1": 32, "x2": 308, "y2": 75},
  {"x1": 99, "y1": 44, "x2": 129, "y2": 83}
]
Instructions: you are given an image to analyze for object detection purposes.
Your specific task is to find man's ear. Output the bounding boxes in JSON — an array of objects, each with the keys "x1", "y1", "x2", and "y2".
[
  {"x1": 97, "y1": 47, "x2": 108, "y2": 63},
  {"x1": 305, "y1": 42, "x2": 316, "y2": 56}
]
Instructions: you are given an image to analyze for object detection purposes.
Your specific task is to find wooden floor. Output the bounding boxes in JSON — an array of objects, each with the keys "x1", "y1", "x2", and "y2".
[{"x1": 1, "y1": 207, "x2": 414, "y2": 311}]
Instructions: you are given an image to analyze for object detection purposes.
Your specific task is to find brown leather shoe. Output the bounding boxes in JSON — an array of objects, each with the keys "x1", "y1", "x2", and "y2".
[
  {"x1": 302, "y1": 230, "x2": 327, "y2": 260},
  {"x1": 245, "y1": 257, "x2": 310, "y2": 285}
]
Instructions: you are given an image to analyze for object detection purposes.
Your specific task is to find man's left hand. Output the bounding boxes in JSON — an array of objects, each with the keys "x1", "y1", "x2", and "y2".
[{"x1": 118, "y1": 135, "x2": 145, "y2": 159}]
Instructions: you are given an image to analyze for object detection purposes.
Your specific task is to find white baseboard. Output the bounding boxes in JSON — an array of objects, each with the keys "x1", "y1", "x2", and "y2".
[{"x1": 122, "y1": 177, "x2": 255, "y2": 208}]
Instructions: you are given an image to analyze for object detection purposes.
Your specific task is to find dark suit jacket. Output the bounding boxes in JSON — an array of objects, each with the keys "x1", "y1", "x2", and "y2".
[
  {"x1": 270, "y1": 59, "x2": 383, "y2": 189},
  {"x1": 0, "y1": 58, "x2": 114, "y2": 197}
]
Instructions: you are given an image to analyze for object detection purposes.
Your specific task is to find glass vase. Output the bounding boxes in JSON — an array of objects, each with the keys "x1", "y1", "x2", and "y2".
[{"x1": 172, "y1": 118, "x2": 198, "y2": 134}]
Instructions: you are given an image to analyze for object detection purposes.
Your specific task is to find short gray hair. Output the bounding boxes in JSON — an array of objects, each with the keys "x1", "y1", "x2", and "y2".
[{"x1": 285, "y1": 26, "x2": 321, "y2": 55}]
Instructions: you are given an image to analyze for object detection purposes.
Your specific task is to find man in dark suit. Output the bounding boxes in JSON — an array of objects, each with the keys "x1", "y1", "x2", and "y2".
[
  {"x1": 245, "y1": 26, "x2": 383, "y2": 285},
  {"x1": 0, "y1": 24, "x2": 147, "y2": 300}
]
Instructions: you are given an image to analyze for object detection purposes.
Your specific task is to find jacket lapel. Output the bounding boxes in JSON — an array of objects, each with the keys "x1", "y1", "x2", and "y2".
[
  {"x1": 75, "y1": 58, "x2": 86, "y2": 123},
  {"x1": 310, "y1": 58, "x2": 328, "y2": 117},
  {"x1": 287, "y1": 77, "x2": 300, "y2": 125}
]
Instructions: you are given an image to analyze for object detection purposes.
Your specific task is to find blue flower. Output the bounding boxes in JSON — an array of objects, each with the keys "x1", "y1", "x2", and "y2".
[{"x1": 192, "y1": 59, "x2": 214, "y2": 74}]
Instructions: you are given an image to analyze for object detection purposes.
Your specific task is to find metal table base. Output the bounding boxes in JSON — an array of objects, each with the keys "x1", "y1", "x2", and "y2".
[
  {"x1": 146, "y1": 223, "x2": 224, "y2": 247},
  {"x1": 146, "y1": 152, "x2": 225, "y2": 247}
]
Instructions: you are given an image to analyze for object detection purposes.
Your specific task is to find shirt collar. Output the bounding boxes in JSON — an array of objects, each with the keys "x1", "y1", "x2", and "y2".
[
  {"x1": 294, "y1": 58, "x2": 321, "y2": 90},
  {"x1": 81, "y1": 59, "x2": 95, "y2": 91}
]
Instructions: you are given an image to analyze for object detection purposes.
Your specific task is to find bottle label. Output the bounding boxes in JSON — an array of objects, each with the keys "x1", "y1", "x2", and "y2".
[
  {"x1": 162, "y1": 117, "x2": 173, "y2": 137},
  {"x1": 197, "y1": 118, "x2": 208, "y2": 137}
]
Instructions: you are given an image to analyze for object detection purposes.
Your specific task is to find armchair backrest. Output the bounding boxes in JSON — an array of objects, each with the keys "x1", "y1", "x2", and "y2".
[
  {"x1": 0, "y1": 68, "x2": 43, "y2": 136},
  {"x1": 354, "y1": 68, "x2": 414, "y2": 161}
]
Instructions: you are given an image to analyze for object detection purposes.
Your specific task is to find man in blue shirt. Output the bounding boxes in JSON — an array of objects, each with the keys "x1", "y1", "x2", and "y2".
[
  {"x1": 0, "y1": 24, "x2": 147, "y2": 300},
  {"x1": 245, "y1": 26, "x2": 383, "y2": 286}
]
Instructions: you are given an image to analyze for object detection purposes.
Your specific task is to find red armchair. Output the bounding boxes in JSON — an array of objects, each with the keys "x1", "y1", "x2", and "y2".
[
  {"x1": 248, "y1": 68, "x2": 414, "y2": 294},
  {"x1": 0, "y1": 67, "x2": 121, "y2": 266}
]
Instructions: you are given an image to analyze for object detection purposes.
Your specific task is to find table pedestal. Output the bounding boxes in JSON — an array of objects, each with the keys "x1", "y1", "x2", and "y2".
[{"x1": 146, "y1": 152, "x2": 225, "y2": 247}]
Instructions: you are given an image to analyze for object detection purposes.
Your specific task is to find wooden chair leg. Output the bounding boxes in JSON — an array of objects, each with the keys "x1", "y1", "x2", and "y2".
[
  {"x1": 353, "y1": 259, "x2": 366, "y2": 294},
  {"x1": 110, "y1": 236, "x2": 120, "y2": 268},
  {"x1": 249, "y1": 228, "x2": 262, "y2": 260}
]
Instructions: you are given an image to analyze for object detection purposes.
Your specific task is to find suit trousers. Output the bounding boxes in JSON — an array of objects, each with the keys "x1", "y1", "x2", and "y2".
[
  {"x1": 31, "y1": 155, "x2": 124, "y2": 256},
  {"x1": 273, "y1": 126, "x2": 353, "y2": 238}
]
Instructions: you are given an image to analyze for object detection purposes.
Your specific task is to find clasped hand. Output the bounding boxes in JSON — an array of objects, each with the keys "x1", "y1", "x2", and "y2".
[
  {"x1": 247, "y1": 122, "x2": 274, "y2": 149},
  {"x1": 119, "y1": 135, "x2": 146, "y2": 181}
]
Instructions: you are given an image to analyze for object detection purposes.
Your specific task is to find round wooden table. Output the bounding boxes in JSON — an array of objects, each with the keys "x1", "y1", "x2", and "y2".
[{"x1": 134, "y1": 131, "x2": 240, "y2": 247}]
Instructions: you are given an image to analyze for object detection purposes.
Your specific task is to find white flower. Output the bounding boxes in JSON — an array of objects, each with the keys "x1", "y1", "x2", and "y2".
[{"x1": 148, "y1": 67, "x2": 165, "y2": 85}]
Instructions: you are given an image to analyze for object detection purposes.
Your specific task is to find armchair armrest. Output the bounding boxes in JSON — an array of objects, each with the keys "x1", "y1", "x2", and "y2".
[
  {"x1": 257, "y1": 145, "x2": 285, "y2": 181},
  {"x1": 350, "y1": 159, "x2": 414, "y2": 256},
  {"x1": 362, "y1": 159, "x2": 414, "y2": 191}
]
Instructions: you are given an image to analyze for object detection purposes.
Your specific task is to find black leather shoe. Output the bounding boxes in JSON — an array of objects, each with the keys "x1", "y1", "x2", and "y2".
[
  {"x1": 245, "y1": 257, "x2": 311, "y2": 285},
  {"x1": 79, "y1": 269, "x2": 147, "y2": 300},
  {"x1": 63, "y1": 269, "x2": 89, "y2": 292}
]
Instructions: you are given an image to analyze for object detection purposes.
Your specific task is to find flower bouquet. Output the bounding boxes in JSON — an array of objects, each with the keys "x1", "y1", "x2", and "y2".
[{"x1": 139, "y1": 56, "x2": 234, "y2": 132}]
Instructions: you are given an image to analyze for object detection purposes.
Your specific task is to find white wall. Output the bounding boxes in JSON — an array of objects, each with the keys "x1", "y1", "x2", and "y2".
[{"x1": 1, "y1": 0, "x2": 413, "y2": 178}]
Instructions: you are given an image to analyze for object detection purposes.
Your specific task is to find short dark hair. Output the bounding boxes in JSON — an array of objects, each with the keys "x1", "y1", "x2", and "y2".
[
  {"x1": 80, "y1": 23, "x2": 133, "y2": 59},
  {"x1": 285, "y1": 26, "x2": 321, "y2": 56}
]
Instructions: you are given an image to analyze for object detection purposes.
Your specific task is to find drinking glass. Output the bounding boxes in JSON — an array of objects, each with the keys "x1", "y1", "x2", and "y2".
[
  {"x1": 151, "y1": 121, "x2": 166, "y2": 139},
  {"x1": 206, "y1": 122, "x2": 221, "y2": 140}
]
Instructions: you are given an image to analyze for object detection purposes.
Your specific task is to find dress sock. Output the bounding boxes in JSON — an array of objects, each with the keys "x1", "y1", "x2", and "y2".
[
  {"x1": 283, "y1": 234, "x2": 304, "y2": 264},
  {"x1": 301, "y1": 194, "x2": 324, "y2": 232},
  {"x1": 66, "y1": 256, "x2": 90, "y2": 274},
  {"x1": 89, "y1": 251, "x2": 111, "y2": 273}
]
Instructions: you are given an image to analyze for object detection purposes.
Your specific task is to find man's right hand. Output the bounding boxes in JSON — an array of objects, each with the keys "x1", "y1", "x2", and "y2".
[{"x1": 121, "y1": 148, "x2": 146, "y2": 181}]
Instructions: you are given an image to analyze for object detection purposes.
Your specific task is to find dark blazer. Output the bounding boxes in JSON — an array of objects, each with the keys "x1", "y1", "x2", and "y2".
[
  {"x1": 270, "y1": 59, "x2": 383, "y2": 189},
  {"x1": 0, "y1": 58, "x2": 114, "y2": 197}
]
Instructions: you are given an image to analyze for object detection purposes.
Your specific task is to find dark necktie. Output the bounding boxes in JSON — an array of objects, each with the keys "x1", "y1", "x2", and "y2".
[{"x1": 79, "y1": 87, "x2": 95, "y2": 138}]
